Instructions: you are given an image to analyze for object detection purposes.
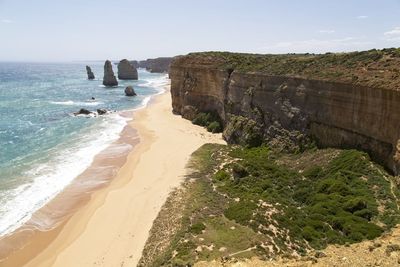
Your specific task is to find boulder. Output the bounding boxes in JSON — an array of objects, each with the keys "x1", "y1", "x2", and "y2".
[
  {"x1": 74, "y1": 108, "x2": 92, "y2": 115},
  {"x1": 118, "y1": 59, "x2": 138, "y2": 80},
  {"x1": 86, "y1": 66, "x2": 95, "y2": 80},
  {"x1": 103, "y1": 60, "x2": 118, "y2": 86},
  {"x1": 125, "y1": 86, "x2": 137, "y2": 96},
  {"x1": 97, "y1": 109, "x2": 108, "y2": 115}
]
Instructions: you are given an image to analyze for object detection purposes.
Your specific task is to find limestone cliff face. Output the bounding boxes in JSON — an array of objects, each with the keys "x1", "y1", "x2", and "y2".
[{"x1": 170, "y1": 54, "x2": 400, "y2": 174}]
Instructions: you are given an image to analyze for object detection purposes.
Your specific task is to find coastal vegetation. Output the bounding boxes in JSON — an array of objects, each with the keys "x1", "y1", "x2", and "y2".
[
  {"x1": 192, "y1": 112, "x2": 223, "y2": 133},
  {"x1": 188, "y1": 48, "x2": 400, "y2": 90},
  {"x1": 139, "y1": 144, "x2": 400, "y2": 266}
]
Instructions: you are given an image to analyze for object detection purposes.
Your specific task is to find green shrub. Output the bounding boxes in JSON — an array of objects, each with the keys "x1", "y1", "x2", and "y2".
[
  {"x1": 207, "y1": 121, "x2": 222, "y2": 133},
  {"x1": 213, "y1": 170, "x2": 230, "y2": 181},
  {"x1": 190, "y1": 222, "x2": 206, "y2": 235},
  {"x1": 232, "y1": 163, "x2": 248, "y2": 179},
  {"x1": 192, "y1": 112, "x2": 223, "y2": 133},
  {"x1": 343, "y1": 198, "x2": 368, "y2": 213},
  {"x1": 303, "y1": 166, "x2": 323, "y2": 180},
  {"x1": 224, "y1": 201, "x2": 257, "y2": 225},
  {"x1": 192, "y1": 112, "x2": 211, "y2": 127}
]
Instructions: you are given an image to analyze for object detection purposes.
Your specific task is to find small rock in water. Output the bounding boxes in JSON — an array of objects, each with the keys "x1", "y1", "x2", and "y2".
[
  {"x1": 74, "y1": 108, "x2": 92, "y2": 115},
  {"x1": 125, "y1": 86, "x2": 137, "y2": 96},
  {"x1": 97, "y1": 109, "x2": 108, "y2": 115},
  {"x1": 86, "y1": 65, "x2": 95, "y2": 80}
]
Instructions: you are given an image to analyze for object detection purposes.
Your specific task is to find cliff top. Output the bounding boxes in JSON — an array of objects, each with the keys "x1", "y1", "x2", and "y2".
[{"x1": 172, "y1": 48, "x2": 400, "y2": 90}]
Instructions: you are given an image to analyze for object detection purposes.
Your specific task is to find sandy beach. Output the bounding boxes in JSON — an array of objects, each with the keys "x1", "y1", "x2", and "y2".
[{"x1": 1, "y1": 85, "x2": 224, "y2": 267}]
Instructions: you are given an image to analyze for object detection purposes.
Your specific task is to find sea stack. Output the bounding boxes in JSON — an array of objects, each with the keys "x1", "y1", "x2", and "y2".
[
  {"x1": 103, "y1": 60, "x2": 118, "y2": 87},
  {"x1": 86, "y1": 66, "x2": 95, "y2": 80},
  {"x1": 118, "y1": 59, "x2": 138, "y2": 80},
  {"x1": 125, "y1": 86, "x2": 137, "y2": 96}
]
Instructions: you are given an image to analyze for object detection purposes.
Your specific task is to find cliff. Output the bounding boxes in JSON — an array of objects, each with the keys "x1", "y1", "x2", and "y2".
[
  {"x1": 139, "y1": 57, "x2": 173, "y2": 73},
  {"x1": 169, "y1": 49, "x2": 400, "y2": 174}
]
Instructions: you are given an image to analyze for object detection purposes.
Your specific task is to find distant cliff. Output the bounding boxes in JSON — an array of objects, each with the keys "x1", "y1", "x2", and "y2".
[
  {"x1": 170, "y1": 49, "x2": 400, "y2": 174},
  {"x1": 138, "y1": 57, "x2": 173, "y2": 73}
]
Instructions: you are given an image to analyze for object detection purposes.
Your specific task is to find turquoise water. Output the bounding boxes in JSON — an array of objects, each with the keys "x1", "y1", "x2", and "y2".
[{"x1": 0, "y1": 62, "x2": 167, "y2": 235}]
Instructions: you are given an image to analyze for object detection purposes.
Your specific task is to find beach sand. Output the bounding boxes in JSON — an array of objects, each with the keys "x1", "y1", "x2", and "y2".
[{"x1": 2, "y1": 85, "x2": 225, "y2": 267}]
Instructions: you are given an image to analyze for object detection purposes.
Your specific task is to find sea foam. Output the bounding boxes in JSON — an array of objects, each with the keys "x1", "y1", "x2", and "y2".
[{"x1": 0, "y1": 113, "x2": 128, "y2": 235}]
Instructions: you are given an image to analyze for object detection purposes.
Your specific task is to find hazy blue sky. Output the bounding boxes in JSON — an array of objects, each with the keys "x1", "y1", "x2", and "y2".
[{"x1": 0, "y1": 0, "x2": 399, "y2": 61}]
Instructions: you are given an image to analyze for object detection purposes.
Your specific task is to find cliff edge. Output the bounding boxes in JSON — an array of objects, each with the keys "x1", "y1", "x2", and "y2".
[{"x1": 169, "y1": 49, "x2": 400, "y2": 174}]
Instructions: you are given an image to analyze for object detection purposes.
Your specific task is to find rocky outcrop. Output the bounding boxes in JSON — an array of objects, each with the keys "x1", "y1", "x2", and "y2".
[
  {"x1": 103, "y1": 60, "x2": 118, "y2": 87},
  {"x1": 118, "y1": 59, "x2": 138, "y2": 80},
  {"x1": 125, "y1": 86, "x2": 137, "y2": 96},
  {"x1": 74, "y1": 108, "x2": 110, "y2": 116},
  {"x1": 74, "y1": 108, "x2": 92, "y2": 115},
  {"x1": 96, "y1": 109, "x2": 108, "y2": 115},
  {"x1": 138, "y1": 57, "x2": 173, "y2": 73},
  {"x1": 86, "y1": 66, "x2": 95, "y2": 80},
  {"x1": 170, "y1": 52, "x2": 400, "y2": 174}
]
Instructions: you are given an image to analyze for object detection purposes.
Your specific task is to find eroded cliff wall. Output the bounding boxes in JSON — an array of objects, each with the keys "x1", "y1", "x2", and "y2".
[{"x1": 170, "y1": 52, "x2": 400, "y2": 174}]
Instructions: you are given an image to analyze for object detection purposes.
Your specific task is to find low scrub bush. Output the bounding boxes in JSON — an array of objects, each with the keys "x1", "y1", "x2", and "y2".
[{"x1": 192, "y1": 112, "x2": 223, "y2": 133}]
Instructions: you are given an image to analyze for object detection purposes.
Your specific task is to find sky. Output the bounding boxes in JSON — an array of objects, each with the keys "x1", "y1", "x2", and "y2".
[{"x1": 0, "y1": 0, "x2": 399, "y2": 61}]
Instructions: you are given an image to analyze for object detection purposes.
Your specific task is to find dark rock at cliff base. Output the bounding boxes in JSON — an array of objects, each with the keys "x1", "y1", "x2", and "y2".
[
  {"x1": 74, "y1": 108, "x2": 92, "y2": 115},
  {"x1": 86, "y1": 66, "x2": 95, "y2": 80},
  {"x1": 125, "y1": 86, "x2": 137, "y2": 96},
  {"x1": 118, "y1": 59, "x2": 138, "y2": 80},
  {"x1": 103, "y1": 60, "x2": 118, "y2": 87},
  {"x1": 97, "y1": 109, "x2": 108, "y2": 115}
]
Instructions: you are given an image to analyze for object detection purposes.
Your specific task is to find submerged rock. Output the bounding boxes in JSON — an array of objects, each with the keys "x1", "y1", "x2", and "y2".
[
  {"x1": 97, "y1": 108, "x2": 108, "y2": 115},
  {"x1": 103, "y1": 60, "x2": 118, "y2": 87},
  {"x1": 125, "y1": 86, "x2": 137, "y2": 96},
  {"x1": 74, "y1": 108, "x2": 92, "y2": 115},
  {"x1": 86, "y1": 65, "x2": 95, "y2": 80},
  {"x1": 118, "y1": 59, "x2": 138, "y2": 80}
]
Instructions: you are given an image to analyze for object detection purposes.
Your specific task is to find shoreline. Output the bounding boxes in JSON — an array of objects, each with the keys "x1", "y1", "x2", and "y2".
[
  {"x1": 1, "y1": 83, "x2": 225, "y2": 266},
  {"x1": 0, "y1": 109, "x2": 140, "y2": 267}
]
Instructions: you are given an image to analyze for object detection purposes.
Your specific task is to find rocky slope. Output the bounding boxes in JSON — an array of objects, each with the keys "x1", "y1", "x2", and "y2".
[{"x1": 169, "y1": 49, "x2": 400, "y2": 174}]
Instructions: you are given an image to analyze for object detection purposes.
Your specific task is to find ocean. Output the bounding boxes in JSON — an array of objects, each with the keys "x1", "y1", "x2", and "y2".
[{"x1": 0, "y1": 62, "x2": 167, "y2": 236}]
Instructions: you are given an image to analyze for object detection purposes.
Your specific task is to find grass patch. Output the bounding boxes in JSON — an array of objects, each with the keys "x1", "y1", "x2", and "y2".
[{"x1": 141, "y1": 144, "x2": 399, "y2": 266}]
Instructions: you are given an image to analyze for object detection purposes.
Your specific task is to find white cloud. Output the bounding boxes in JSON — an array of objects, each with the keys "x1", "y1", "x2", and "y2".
[
  {"x1": 259, "y1": 37, "x2": 374, "y2": 54},
  {"x1": 384, "y1": 26, "x2": 400, "y2": 41},
  {"x1": 357, "y1": 15, "x2": 368, "y2": 19},
  {"x1": 318, "y1": 30, "x2": 335, "y2": 34},
  {"x1": 1, "y1": 19, "x2": 13, "y2": 24}
]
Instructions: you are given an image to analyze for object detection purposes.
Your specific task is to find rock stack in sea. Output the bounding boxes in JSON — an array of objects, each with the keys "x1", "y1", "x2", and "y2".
[
  {"x1": 86, "y1": 66, "x2": 95, "y2": 80},
  {"x1": 103, "y1": 60, "x2": 118, "y2": 87},
  {"x1": 118, "y1": 59, "x2": 138, "y2": 80},
  {"x1": 125, "y1": 86, "x2": 137, "y2": 96}
]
